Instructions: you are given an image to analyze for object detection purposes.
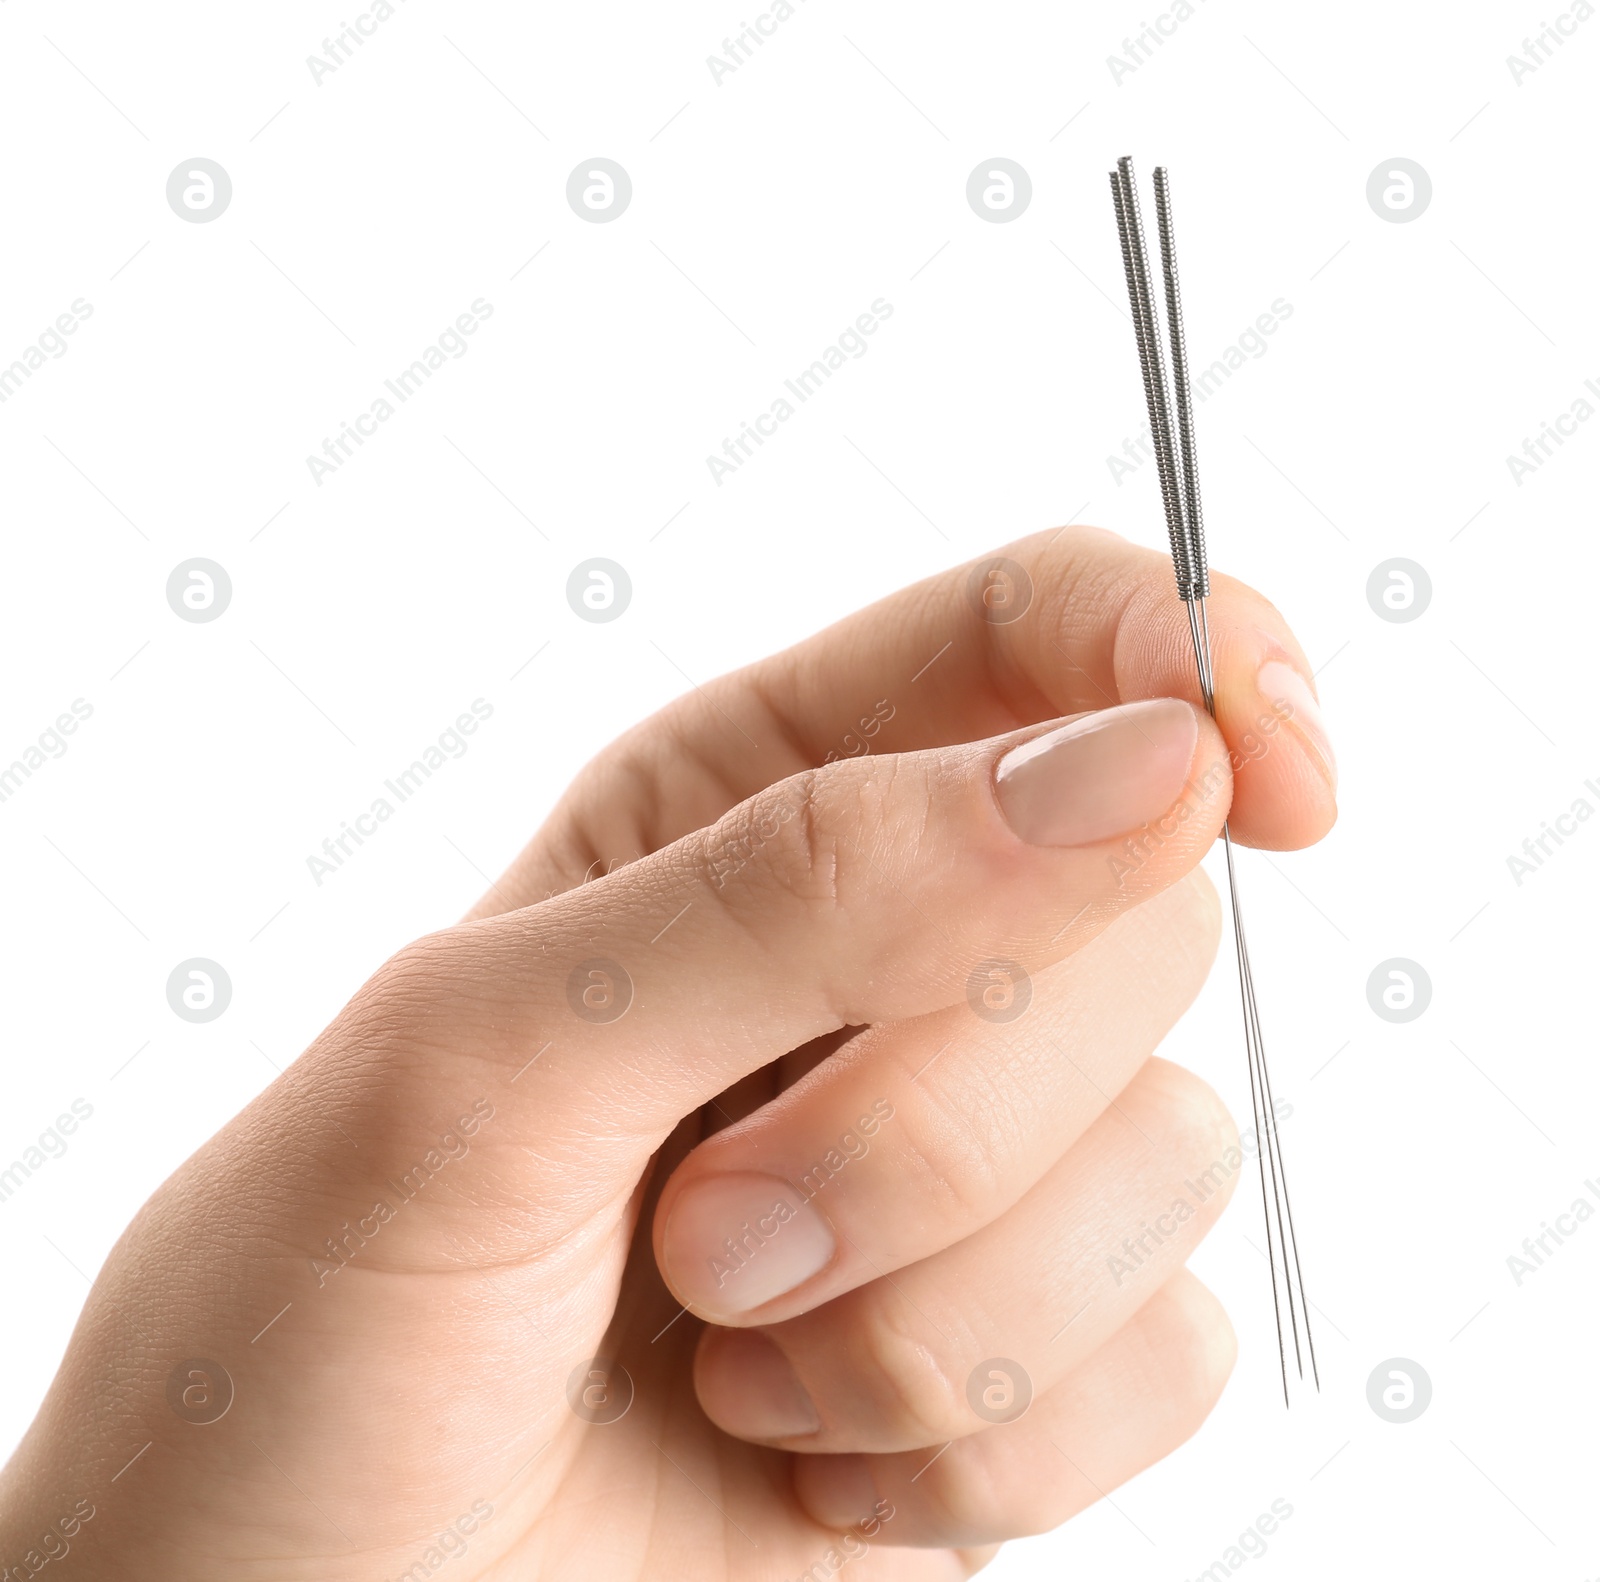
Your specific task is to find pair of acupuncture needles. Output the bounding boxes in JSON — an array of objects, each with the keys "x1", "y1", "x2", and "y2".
[{"x1": 1108, "y1": 155, "x2": 1317, "y2": 1407}]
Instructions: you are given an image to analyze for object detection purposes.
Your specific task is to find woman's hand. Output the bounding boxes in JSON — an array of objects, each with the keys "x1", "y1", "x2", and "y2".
[{"x1": 0, "y1": 527, "x2": 1335, "y2": 1581}]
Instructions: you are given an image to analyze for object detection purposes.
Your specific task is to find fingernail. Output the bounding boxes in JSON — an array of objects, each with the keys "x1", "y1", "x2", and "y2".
[
  {"x1": 994, "y1": 698, "x2": 1198, "y2": 847},
  {"x1": 661, "y1": 1173, "x2": 836, "y2": 1318},
  {"x1": 1257, "y1": 660, "x2": 1336, "y2": 789},
  {"x1": 698, "y1": 1328, "x2": 820, "y2": 1440},
  {"x1": 798, "y1": 1454, "x2": 881, "y2": 1528}
]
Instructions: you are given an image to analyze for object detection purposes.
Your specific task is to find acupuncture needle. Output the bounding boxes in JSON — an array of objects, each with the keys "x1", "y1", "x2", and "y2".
[
  {"x1": 1109, "y1": 155, "x2": 1318, "y2": 1405},
  {"x1": 1112, "y1": 155, "x2": 1304, "y2": 1402},
  {"x1": 1147, "y1": 160, "x2": 1313, "y2": 1395}
]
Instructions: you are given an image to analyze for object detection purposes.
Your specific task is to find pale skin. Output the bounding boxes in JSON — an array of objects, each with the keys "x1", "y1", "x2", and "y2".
[{"x1": 0, "y1": 527, "x2": 1337, "y2": 1580}]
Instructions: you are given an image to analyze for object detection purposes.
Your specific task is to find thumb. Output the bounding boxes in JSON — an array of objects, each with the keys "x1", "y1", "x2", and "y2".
[{"x1": 400, "y1": 697, "x2": 1236, "y2": 1221}]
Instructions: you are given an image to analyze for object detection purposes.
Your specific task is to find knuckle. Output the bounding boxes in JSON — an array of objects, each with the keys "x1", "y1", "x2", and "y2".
[
  {"x1": 914, "y1": 1443, "x2": 1025, "y2": 1543},
  {"x1": 778, "y1": 768, "x2": 846, "y2": 907},
  {"x1": 691, "y1": 768, "x2": 839, "y2": 909},
  {"x1": 894, "y1": 1068, "x2": 1015, "y2": 1223},
  {"x1": 333, "y1": 928, "x2": 471, "y2": 1064},
  {"x1": 695, "y1": 758, "x2": 904, "y2": 921},
  {"x1": 856, "y1": 1297, "x2": 969, "y2": 1445},
  {"x1": 364, "y1": 931, "x2": 452, "y2": 1013},
  {"x1": 394, "y1": 924, "x2": 479, "y2": 990}
]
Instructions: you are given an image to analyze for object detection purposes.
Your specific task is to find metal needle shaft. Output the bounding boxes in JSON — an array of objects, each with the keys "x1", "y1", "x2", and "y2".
[{"x1": 1109, "y1": 156, "x2": 1317, "y2": 1406}]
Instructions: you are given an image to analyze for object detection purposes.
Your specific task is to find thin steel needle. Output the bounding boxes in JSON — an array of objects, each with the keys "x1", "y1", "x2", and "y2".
[{"x1": 1109, "y1": 156, "x2": 1318, "y2": 1405}]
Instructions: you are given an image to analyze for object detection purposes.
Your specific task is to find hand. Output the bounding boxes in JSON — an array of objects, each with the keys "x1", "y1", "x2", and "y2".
[{"x1": 0, "y1": 527, "x2": 1335, "y2": 1581}]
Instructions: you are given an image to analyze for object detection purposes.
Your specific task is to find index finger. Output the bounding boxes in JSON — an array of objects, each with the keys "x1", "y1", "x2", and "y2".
[
  {"x1": 474, "y1": 525, "x2": 1334, "y2": 919},
  {"x1": 745, "y1": 525, "x2": 1334, "y2": 846}
]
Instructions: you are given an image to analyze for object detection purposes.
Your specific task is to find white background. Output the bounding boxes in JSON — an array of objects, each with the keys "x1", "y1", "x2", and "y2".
[{"x1": 2, "y1": 0, "x2": 1597, "y2": 1576}]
